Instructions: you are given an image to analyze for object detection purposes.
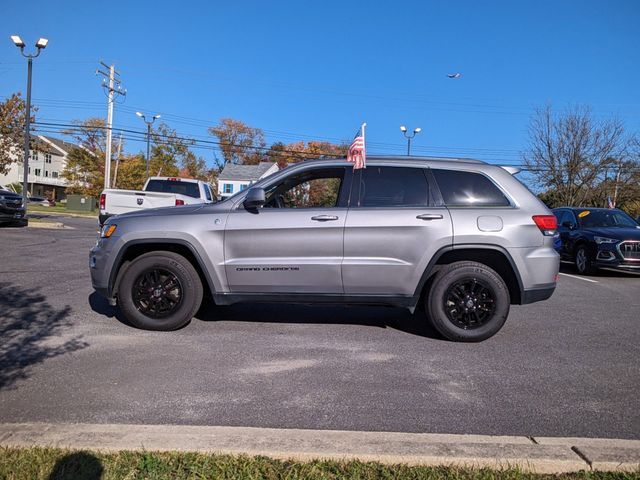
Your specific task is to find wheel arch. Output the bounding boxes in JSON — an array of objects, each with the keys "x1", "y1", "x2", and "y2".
[
  {"x1": 414, "y1": 244, "x2": 524, "y2": 305},
  {"x1": 108, "y1": 239, "x2": 216, "y2": 300}
]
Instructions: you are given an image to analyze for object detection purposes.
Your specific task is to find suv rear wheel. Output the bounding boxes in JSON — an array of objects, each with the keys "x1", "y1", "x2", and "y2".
[
  {"x1": 426, "y1": 261, "x2": 510, "y2": 342},
  {"x1": 119, "y1": 251, "x2": 203, "y2": 331}
]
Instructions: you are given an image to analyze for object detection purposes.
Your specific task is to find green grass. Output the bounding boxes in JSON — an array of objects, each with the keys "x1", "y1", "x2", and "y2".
[
  {"x1": 27, "y1": 204, "x2": 97, "y2": 218},
  {"x1": 0, "y1": 447, "x2": 638, "y2": 480}
]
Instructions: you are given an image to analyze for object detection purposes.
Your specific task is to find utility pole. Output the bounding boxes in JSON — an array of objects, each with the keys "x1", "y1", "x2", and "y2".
[{"x1": 96, "y1": 62, "x2": 125, "y2": 191}]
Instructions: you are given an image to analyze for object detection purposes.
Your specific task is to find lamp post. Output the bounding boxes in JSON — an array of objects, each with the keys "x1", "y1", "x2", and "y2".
[
  {"x1": 136, "y1": 112, "x2": 161, "y2": 179},
  {"x1": 11, "y1": 35, "x2": 48, "y2": 212},
  {"x1": 400, "y1": 125, "x2": 421, "y2": 156}
]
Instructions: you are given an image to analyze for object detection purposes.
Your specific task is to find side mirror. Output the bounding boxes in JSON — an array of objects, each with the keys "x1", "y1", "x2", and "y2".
[
  {"x1": 243, "y1": 187, "x2": 266, "y2": 210},
  {"x1": 562, "y1": 221, "x2": 575, "y2": 230}
]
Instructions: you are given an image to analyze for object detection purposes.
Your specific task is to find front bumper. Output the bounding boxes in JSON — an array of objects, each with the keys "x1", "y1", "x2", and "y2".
[
  {"x1": 0, "y1": 205, "x2": 26, "y2": 222},
  {"x1": 592, "y1": 242, "x2": 640, "y2": 271}
]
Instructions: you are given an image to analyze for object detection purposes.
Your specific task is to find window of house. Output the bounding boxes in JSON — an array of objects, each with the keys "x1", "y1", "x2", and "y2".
[
  {"x1": 45, "y1": 171, "x2": 49, "y2": 177},
  {"x1": 264, "y1": 167, "x2": 345, "y2": 209},
  {"x1": 45, "y1": 153, "x2": 52, "y2": 163},
  {"x1": 432, "y1": 169, "x2": 511, "y2": 207},
  {"x1": 35, "y1": 168, "x2": 41, "y2": 176},
  {"x1": 240, "y1": 184, "x2": 248, "y2": 191},
  {"x1": 355, "y1": 166, "x2": 430, "y2": 207},
  {"x1": 223, "y1": 184, "x2": 233, "y2": 194},
  {"x1": 52, "y1": 172, "x2": 59, "y2": 178}
]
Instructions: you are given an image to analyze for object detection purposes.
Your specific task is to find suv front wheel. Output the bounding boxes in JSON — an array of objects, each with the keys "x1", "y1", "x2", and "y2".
[
  {"x1": 118, "y1": 251, "x2": 203, "y2": 331},
  {"x1": 426, "y1": 261, "x2": 510, "y2": 342}
]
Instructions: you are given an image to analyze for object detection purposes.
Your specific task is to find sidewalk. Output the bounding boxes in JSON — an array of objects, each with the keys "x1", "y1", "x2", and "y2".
[{"x1": 1, "y1": 423, "x2": 638, "y2": 474}]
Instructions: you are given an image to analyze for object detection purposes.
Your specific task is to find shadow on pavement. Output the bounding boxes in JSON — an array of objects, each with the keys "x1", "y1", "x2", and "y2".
[
  {"x1": 196, "y1": 301, "x2": 445, "y2": 340},
  {"x1": 47, "y1": 451, "x2": 103, "y2": 480},
  {"x1": 89, "y1": 291, "x2": 443, "y2": 339},
  {"x1": 0, "y1": 282, "x2": 88, "y2": 390}
]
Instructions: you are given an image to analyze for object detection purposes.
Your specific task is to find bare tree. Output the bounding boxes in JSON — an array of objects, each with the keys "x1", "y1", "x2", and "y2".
[
  {"x1": 208, "y1": 118, "x2": 266, "y2": 166},
  {"x1": 523, "y1": 104, "x2": 628, "y2": 207}
]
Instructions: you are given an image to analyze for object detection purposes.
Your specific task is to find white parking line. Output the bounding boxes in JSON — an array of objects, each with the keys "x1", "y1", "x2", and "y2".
[{"x1": 558, "y1": 272, "x2": 599, "y2": 283}]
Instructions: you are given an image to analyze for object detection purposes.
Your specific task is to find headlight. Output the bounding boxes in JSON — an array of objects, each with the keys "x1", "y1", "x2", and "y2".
[
  {"x1": 100, "y1": 224, "x2": 117, "y2": 238},
  {"x1": 594, "y1": 236, "x2": 618, "y2": 245}
]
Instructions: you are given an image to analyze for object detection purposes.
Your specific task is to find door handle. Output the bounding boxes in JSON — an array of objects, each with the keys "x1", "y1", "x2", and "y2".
[
  {"x1": 311, "y1": 215, "x2": 339, "y2": 222},
  {"x1": 416, "y1": 213, "x2": 443, "y2": 221}
]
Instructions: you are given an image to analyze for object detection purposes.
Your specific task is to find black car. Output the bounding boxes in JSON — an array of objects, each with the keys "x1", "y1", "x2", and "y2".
[
  {"x1": 552, "y1": 207, "x2": 640, "y2": 274},
  {"x1": 0, "y1": 189, "x2": 26, "y2": 225}
]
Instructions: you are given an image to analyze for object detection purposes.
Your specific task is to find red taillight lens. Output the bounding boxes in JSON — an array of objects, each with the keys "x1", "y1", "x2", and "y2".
[
  {"x1": 532, "y1": 215, "x2": 557, "y2": 236},
  {"x1": 175, "y1": 199, "x2": 185, "y2": 206},
  {"x1": 99, "y1": 193, "x2": 106, "y2": 210}
]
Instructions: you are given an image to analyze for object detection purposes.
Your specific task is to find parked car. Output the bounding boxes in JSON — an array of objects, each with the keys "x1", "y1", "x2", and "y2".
[
  {"x1": 99, "y1": 177, "x2": 216, "y2": 225},
  {"x1": 90, "y1": 157, "x2": 560, "y2": 342},
  {"x1": 0, "y1": 188, "x2": 26, "y2": 225},
  {"x1": 28, "y1": 196, "x2": 54, "y2": 207},
  {"x1": 552, "y1": 207, "x2": 640, "y2": 274}
]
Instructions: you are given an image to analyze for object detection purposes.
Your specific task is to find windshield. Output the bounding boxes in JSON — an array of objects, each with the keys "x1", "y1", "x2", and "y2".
[
  {"x1": 577, "y1": 209, "x2": 638, "y2": 228},
  {"x1": 145, "y1": 180, "x2": 200, "y2": 198}
]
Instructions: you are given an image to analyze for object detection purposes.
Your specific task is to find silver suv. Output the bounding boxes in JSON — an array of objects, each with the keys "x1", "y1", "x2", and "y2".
[{"x1": 90, "y1": 157, "x2": 560, "y2": 342}]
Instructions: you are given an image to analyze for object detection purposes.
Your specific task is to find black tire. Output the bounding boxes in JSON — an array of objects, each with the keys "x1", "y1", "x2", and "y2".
[
  {"x1": 118, "y1": 251, "x2": 203, "y2": 331},
  {"x1": 574, "y1": 245, "x2": 596, "y2": 275},
  {"x1": 425, "y1": 261, "x2": 510, "y2": 342}
]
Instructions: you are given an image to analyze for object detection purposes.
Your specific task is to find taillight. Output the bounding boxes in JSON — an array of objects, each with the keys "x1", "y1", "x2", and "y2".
[
  {"x1": 532, "y1": 215, "x2": 557, "y2": 236},
  {"x1": 99, "y1": 193, "x2": 106, "y2": 210},
  {"x1": 175, "y1": 199, "x2": 185, "y2": 206}
]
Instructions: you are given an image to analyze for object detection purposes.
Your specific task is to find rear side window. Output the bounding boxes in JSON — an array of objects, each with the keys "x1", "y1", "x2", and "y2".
[
  {"x1": 356, "y1": 166, "x2": 430, "y2": 207},
  {"x1": 432, "y1": 169, "x2": 510, "y2": 207},
  {"x1": 145, "y1": 180, "x2": 200, "y2": 198}
]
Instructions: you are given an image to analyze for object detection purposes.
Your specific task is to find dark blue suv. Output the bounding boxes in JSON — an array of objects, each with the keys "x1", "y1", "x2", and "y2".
[{"x1": 552, "y1": 207, "x2": 640, "y2": 274}]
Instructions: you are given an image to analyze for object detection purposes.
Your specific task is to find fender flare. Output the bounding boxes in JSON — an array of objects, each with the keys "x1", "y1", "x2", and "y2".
[
  {"x1": 412, "y1": 243, "x2": 525, "y2": 302},
  {"x1": 108, "y1": 238, "x2": 217, "y2": 298}
]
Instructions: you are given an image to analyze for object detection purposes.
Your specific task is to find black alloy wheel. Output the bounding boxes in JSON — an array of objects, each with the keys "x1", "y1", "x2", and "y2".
[
  {"x1": 443, "y1": 278, "x2": 496, "y2": 329},
  {"x1": 132, "y1": 268, "x2": 183, "y2": 318}
]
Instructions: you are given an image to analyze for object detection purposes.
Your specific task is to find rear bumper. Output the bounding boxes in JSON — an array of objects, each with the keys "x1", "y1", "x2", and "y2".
[{"x1": 520, "y1": 283, "x2": 556, "y2": 304}]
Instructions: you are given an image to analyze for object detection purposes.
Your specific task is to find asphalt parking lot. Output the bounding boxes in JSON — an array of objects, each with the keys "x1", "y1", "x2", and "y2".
[{"x1": 1, "y1": 215, "x2": 639, "y2": 439}]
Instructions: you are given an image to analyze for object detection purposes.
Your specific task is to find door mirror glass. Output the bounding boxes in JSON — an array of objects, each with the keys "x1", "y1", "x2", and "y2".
[{"x1": 243, "y1": 187, "x2": 266, "y2": 210}]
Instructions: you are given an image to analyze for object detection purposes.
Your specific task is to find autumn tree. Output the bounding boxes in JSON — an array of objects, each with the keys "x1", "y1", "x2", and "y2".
[
  {"x1": 208, "y1": 118, "x2": 265, "y2": 166},
  {"x1": 0, "y1": 93, "x2": 36, "y2": 175},
  {"x1": 266, "y1": 140, "x2": 347, "y2": 169},
  {"x1": 523, "y1": 105, "x2": 629, "y2": 207},
  {"x1": 61, "y1": 118, "x2": 107, "y2": 197}
]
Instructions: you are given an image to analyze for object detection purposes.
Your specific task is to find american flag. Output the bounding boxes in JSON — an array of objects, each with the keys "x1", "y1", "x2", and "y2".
[
  {"x1": 347, "y1": 123, "x2": 366, "y2": 170},
  {"x1": 607, "y1": 196, "x2": 615, "y2": 209}
]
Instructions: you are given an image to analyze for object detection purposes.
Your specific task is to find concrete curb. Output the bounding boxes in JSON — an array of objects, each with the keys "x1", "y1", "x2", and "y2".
[
  {"x1": 26, "y1": 221, "x2": 69, "y2": 229},
  {"x1": 1, "y1": 423, "x2": 638, "y2": 473}
]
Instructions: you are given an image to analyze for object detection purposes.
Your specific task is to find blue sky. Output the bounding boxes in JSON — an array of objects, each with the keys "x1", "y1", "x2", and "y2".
[{"x1": 1, "y1": 0, "x2": 639, "y2": 167}]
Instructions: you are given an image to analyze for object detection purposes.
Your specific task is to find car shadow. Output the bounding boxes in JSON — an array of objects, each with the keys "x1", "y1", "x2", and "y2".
[
  {"x1": 195, "y1": 301, "x2": 445, "y2": 340},
  {"x1": 89, "y1": 291, "x2": 444, "y2": 339},
  {"x1": 0, "y1": 282, "x2": 88, "y2": 391}
]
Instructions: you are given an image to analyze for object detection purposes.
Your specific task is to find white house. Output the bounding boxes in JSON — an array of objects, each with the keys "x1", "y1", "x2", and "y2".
[
  {"x1": 217, "y1": 161, "x2": 279, "y2": 199},
  {"x1": 0, "y1": 135, "x2": 75, "y2": 200}
]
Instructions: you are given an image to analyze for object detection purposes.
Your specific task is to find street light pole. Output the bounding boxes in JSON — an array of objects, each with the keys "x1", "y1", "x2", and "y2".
[
  {"x1": 136, "y1": 112, "x2": 161, "y2": 179},
  {"x1": 11, "y1": 35, "x2": 48, "y2": 212},
  {"x1": 400, "y1": 125, "x2": 422, "y2": 156}
]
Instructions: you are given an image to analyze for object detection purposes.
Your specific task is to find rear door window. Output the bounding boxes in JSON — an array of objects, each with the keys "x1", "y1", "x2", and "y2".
[
  {"x1": 355, "y1": 166, "x2": 430, "y2": 207},
  {"x1": 432, "y1": 169, "x2": 510, "y2": 207}
]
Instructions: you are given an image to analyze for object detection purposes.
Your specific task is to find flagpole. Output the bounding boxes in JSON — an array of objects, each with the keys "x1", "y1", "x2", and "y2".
[{"x1": 362, "y1": 122, "x2": 366, "y2": 165}]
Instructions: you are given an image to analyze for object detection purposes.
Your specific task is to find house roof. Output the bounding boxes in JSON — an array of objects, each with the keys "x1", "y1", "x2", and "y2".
[
  {"x1": 39, "y1": 136, "x2": 76, "y2": 155},
  {"x1": 218, "y1": 162, "x2": 277, "y2": 181}
]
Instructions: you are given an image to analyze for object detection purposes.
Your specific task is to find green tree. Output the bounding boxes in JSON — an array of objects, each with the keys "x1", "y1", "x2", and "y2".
[
  {"x1": 149, "y1": 123, "x2": 192, "y2": 177},
  {"x1": 208, "y1": 118, "x2": 265, "y2": 166},
  {"x1": 0, "y1": 93, "x2": 36, "y2": 175},
  {"x1": 114, "y1": 154, "x2": 147, "y2": 190}
]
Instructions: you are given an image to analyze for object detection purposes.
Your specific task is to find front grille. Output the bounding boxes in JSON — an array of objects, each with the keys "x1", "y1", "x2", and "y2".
[
  {"x1": 619, "y1": 241, "x2": 640, "y2": 261},
  {"x1": 3, "y1": 199, "x2": 23, "y2": 210}
]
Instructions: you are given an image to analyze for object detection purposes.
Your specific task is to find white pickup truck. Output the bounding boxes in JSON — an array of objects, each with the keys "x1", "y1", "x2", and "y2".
[{"x1": 99, "y1": 177, "x2": 216, "y2": 225}]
